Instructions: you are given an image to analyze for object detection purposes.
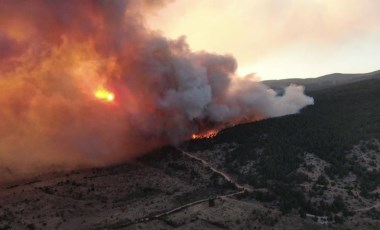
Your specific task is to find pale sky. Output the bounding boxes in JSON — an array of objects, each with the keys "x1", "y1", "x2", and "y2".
[{"x1": 147, "y1": 0, "x2": 380, "y2": 80}]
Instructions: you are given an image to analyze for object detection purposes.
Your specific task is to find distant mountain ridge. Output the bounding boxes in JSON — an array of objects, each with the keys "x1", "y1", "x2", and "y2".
[{"x1": 262, "y1": 69, "x2": 380, "y2": 92}]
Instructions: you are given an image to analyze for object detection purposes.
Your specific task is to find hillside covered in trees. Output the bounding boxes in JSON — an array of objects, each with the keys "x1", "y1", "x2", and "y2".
[
  {"x1": 1, "y1": 78, "x2": 379, "y2": 230},
  {"x1": 184, "y1": 78, "x2": 380, "y2": 225}
]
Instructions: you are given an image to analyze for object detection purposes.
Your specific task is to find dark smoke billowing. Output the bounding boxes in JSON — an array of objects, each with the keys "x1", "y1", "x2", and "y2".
[{"x1": 0, "y1": 0, "x2": 313, "y2": 182}]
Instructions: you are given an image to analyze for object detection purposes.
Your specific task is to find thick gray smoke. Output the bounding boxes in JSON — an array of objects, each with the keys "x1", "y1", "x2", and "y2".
[{"x1": 0, "y1": 0, "x2": 313, "y2": 182}]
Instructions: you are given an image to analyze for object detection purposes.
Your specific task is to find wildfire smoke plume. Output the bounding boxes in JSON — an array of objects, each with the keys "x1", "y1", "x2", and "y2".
[{"x1": 0, "y1": 0, "x2": 313, "y2": 182}]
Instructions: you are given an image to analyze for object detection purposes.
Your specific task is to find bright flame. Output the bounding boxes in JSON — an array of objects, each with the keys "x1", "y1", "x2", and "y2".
[
  {"x1": 94, "y1": 87, "x2": 115, "y2": 102},
  {"x1": 192, "y1": 129, "x2": 218, "y2": 139}
]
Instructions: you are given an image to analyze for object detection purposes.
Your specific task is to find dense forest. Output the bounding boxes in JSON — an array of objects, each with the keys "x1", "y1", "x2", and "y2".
[{"x1": 185, "y1": 79, "x2": 380, "y2": 216}]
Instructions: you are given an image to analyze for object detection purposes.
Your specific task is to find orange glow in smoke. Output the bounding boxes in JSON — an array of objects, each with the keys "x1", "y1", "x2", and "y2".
[
  {"x1": 192, "y1": 129, "x2": 218, "y2": 139},
  {"x1": 94, "y1": 87, "x2": 115, "y2": 102}
]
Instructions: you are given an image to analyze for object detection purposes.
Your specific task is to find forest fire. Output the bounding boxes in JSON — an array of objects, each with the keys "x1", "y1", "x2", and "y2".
[
  {"x1": 0, "y1": 0, "x2": 314, "y2": 182},
  {"x1": 192, "y1": 130, "x2": 219, "y2": 139},
  {"x1": 94, "y1": 87, "x2": 115, "y2": 103}
]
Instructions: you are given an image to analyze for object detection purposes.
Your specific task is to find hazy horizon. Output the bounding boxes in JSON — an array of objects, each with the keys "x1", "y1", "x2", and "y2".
[{"x1": 147, "y1": 0, "x2": 380, "y2": 80}]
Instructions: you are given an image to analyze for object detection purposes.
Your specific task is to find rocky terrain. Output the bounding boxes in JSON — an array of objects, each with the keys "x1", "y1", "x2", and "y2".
[
  {"x1": 1, "y1": 78, "x2": 380, "y2": 229},
  {"x1": 0, "y1": 148, "x2": 328, "y2": 230}
]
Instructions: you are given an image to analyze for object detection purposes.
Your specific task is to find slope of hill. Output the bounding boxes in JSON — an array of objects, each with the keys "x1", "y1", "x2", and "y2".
[
  {"x1": 184, "y1": 78, "x2": 380, "y2": 228},
  {"x1": 1, "y1": 79, "x2": 379, "y2": 229},
  {"x1": 262, "y1": 69, "x2": 380, "y2": 92}
]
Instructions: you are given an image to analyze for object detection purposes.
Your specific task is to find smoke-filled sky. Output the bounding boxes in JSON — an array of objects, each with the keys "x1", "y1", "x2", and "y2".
[
  {"x1": 0, "y1": 0, "x2": 315, "y2": 182},
  {"x1": 147, "y1": 0, "x2": 380, "y2": 80}
]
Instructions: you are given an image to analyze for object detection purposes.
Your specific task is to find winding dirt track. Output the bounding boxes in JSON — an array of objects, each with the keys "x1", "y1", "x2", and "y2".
[
  {"x1": 177, "y1": 148, "x2": 254, "y2": 192},
  {"x1": 354, "y1": 203, "x2": 380, "y2": 212},
  {"x1": 113, "y1": 148, "x2": 254, "y2": 228}
]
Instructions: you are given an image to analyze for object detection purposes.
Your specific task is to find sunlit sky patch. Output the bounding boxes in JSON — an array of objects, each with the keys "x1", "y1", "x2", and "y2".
[{"x1": 147, "y1": 0, "x2": 380, "y2": 80}]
